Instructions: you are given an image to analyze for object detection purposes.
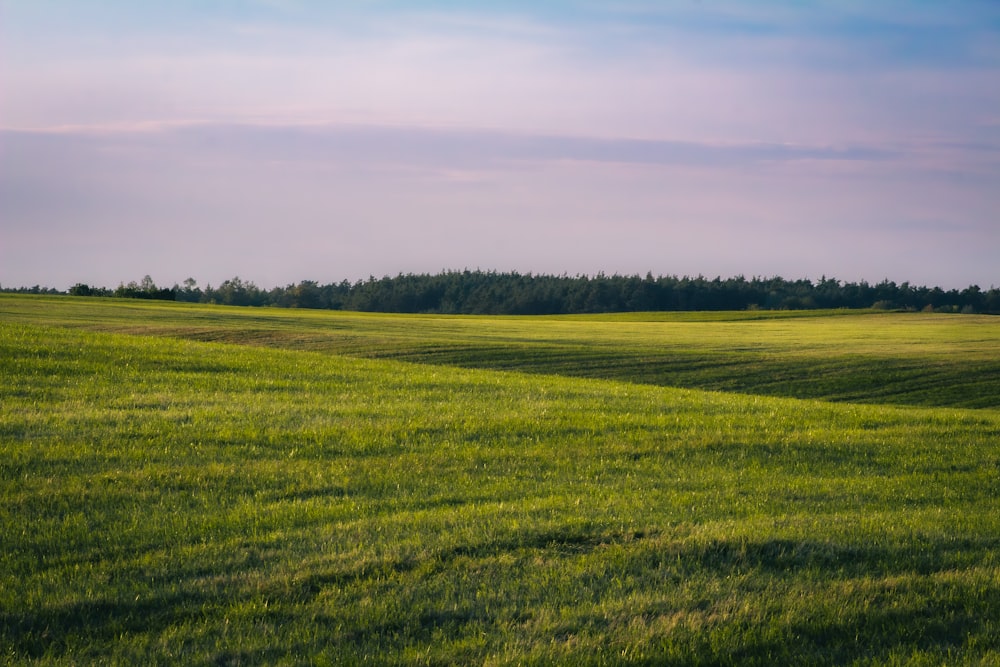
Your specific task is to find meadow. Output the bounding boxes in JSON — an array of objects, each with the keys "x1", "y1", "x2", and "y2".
[{"x1": 2, "y1": 294, "x2": 999, "y2": 664}]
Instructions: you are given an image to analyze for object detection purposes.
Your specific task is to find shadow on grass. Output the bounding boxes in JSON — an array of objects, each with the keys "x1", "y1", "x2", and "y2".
[
  {"x1": 305, "y1": 531, "x2": 1000, "y2": 664},
  {"x1": 664, "y1": 536, "x2": 999, "y2": 577},
  {"x1": 376, "y1": 345, "x2": 1000, "y2": 409},
  {"x1": 2, "y1": 591, "x2": 217, "y2": 659},
  {"x1": 6, "y1": 532, "x2": 999, "y2": 663}
]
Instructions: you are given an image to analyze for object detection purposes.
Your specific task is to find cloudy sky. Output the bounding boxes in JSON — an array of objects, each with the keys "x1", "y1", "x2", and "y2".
[{"x1": 2, "y1": 1, "x2": 998, "y2": 291}]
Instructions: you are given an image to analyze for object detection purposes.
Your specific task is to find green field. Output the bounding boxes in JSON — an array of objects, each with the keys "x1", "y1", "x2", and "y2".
[{"x1": 3, "y1": 295, "x2": 999, "y2": 664}]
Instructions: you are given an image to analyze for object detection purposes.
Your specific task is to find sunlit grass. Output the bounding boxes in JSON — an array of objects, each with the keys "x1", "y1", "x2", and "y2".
[
  {"x1": 4, "y1": 294, "x2": 999, "y2": 408},
  {"x1": 2, "y1": 295, "x2": 1000, "y2": 664}
]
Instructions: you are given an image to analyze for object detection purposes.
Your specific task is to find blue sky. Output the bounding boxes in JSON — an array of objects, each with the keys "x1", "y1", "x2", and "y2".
[{"x1": 2, "y1": 1, "x2": 998, "y2": 290}]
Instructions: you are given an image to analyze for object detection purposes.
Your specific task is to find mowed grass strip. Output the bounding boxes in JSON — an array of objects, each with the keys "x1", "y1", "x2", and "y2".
[
  {"x1": 4, "y1": 294, "x2": 999, "y2": 408},
  {"x1": 2, "y1": 318, "x2": 1000, "y2": 664}
]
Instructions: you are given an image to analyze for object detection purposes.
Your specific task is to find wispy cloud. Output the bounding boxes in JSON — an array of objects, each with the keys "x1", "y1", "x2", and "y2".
[
  {"x1": 4, "y1": 1, "x2": 996, "y2": 142},
  {"x1": 1, "y1": 122, "x2": 901, "y2": 181}
]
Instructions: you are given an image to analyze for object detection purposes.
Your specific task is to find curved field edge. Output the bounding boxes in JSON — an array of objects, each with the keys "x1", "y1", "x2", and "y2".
[
  {"x1": 3, "y1": 294, "x2": 999, "y2": 408},
  {"x1": 2, "y1": 321, "x2": 1000, "y2": 664}
]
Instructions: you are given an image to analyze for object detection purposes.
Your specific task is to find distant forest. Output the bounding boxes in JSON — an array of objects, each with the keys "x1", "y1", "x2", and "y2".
[{"x1": 7, "y1": 271, "x2": 999, "y2": 314}]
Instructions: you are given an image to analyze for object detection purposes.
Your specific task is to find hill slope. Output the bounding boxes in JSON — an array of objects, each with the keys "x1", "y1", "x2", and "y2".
[{"x1": 2, "y1": 296, "x2": 999, "y2": 664}]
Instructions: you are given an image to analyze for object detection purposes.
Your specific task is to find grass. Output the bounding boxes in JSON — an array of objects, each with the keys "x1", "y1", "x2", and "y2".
[
  {"x1": 4, "y1": 295, "x2": 1000, "y2": 409},
  {"x1": 2, "y1": 294, "x2": 1000, "y2": 664}
]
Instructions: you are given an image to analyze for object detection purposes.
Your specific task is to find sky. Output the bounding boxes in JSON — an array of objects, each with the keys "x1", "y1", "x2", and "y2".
[{"x1": 2, "y1": 1, "x2": 999, "y2": 291}]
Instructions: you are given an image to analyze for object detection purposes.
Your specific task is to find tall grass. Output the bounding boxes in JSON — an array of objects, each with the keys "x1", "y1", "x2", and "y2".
[{"x1": 2, "y1": 295, "x2": 999, "y2": 664}]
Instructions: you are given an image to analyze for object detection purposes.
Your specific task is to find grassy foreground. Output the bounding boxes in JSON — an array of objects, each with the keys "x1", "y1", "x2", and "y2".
[{"x1": 2, "y1": 295, "x2": 1000, "y2": 664}]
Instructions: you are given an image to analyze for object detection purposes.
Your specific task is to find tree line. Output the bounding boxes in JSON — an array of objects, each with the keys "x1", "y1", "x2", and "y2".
[{"x1": 5, "y1": 271, "x2": 998, "y2": 314}]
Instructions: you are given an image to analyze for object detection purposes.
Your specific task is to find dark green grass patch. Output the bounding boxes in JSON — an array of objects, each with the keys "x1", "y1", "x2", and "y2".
[{"x1": 2, "y1": 315, "x2": 1000, "y2": 664}]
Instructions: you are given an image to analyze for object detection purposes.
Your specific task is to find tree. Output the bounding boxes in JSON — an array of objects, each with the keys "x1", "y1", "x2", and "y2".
[{"x1": 176, "y1": 277, "x2": 202, "y2": 303}]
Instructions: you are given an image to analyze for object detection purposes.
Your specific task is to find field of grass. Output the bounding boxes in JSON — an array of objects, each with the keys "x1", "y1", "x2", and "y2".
[
  {"x1": 2, "y1": 294, "x2": 999, "y2": 664},
  {"x1": 6, "y1": 295, "x2": 1000, "y2": 409}
]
